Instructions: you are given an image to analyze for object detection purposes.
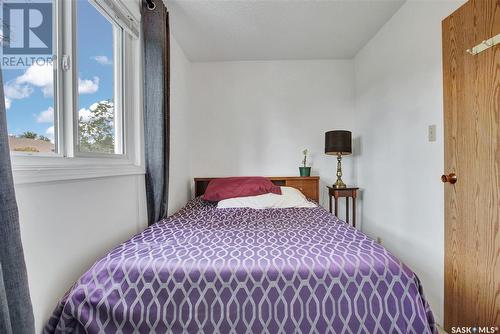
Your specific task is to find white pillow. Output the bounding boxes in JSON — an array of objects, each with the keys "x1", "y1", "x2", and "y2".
[{"x1": 217, "y1": 186, "x2": 317, "y2": 209}]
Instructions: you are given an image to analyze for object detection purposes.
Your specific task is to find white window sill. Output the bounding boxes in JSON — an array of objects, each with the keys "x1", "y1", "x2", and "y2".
[{"x1": 11, "y1": 155, "x2": 145, "y2": 185}]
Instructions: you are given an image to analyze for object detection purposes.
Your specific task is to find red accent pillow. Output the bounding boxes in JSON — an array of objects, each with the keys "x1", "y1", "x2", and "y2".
[{"x1": 202, "y1": 177, "x2": 281, "y2": 202}]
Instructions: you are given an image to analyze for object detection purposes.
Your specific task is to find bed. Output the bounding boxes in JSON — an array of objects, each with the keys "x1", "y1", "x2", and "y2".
[{"x1": 44, "y1": 177, "x2": 437, "y2": 333}]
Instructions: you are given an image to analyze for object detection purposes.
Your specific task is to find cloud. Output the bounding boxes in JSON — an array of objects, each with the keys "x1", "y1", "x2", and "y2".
[
  {"x1": 78, "y1": 100, "x2": 114, "y2": 123},
  {"x1": 78, "y1": 77, "x2": 99, "y2": 94},
  {"x1": 46, "y1": 126, "x2": 55, "y2": 143},
  {"x1": 4, "y1": 81, "x2": 33, "y2": 99},
  {"x1": 16, "y1": 63, "x2": 54, "y2": 97},
  {"x1": 78, "y1": 107, "x2": 92, "y2": 122},
  {"x1": 92, "y1": 55, "x2": 112, "y2": 65},
  {"x1": 36, "y1": 106, "x2": 54, "y2": 123},
  {"x1": 3, "y1": 63, "x2": 100, "y2": 110},
  {"x1": 2, "y1": 63, "x2": 51, "y2": 109},
  {"x1": 4, "y1": 79, "x2": 33, "y2": 109}
]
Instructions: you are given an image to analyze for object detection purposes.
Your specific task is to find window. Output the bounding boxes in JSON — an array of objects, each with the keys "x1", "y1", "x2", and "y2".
[
  {"x1": 76, "y1": 0, "x2": 122, "y2": 154},
  {"x1": 1, "y1": 0, "x2": 142, "y2": 183},
  {"x1": 2, "y1": 0, "x2": 56, "y2": 154},
  {"x1": 1, "y1": 0, "x2": 136, "y2": 159}
]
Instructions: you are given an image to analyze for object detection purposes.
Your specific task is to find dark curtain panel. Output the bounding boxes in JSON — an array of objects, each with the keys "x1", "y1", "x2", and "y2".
[
  {"x1": 0, "y1": 69, "x2": 35, "y2": 332},
  {"x1": 142, "y1": 0, "x2": 170, "y2": 226}
]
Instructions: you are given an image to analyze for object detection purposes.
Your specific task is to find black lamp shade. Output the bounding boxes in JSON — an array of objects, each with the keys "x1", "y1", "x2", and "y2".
[{"x1": 325, "y1": 130, "x2": 352, "y2": 155}]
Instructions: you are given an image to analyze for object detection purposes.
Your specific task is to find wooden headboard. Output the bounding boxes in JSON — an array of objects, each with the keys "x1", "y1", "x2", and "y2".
[{"x1": 194, "y1": 176, "x2": 320, "y2": 202}]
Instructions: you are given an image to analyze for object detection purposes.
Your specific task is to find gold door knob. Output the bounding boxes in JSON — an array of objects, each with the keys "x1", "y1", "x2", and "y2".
[{"x1": 441, "y1": 173, "x2": 457, "y2": 184}]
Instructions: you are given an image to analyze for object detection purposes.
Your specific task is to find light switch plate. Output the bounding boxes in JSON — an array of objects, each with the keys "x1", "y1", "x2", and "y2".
[{"x1": 428, "y1": 125, "x2": 437, "y2": 142}]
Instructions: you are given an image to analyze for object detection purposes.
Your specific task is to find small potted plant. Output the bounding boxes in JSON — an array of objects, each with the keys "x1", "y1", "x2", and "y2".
[{"x1": 299, "y1": 149, "x2": 311, "y2": 177}]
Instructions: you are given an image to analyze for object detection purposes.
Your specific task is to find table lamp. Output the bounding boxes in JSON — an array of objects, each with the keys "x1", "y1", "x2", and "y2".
[{"x1": 325, "y1": 130, "x2": 352, "y2": 188}]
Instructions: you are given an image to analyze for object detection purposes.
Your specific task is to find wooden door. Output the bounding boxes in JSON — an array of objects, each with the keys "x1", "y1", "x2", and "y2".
[{"x1": 442, "y1": 0, "x2": 500, "y2": 330}]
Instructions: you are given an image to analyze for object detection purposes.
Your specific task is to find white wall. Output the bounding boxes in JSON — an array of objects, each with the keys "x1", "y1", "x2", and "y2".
[
  {"x1": 16, "y1": 175, "x2": 147, "y2": 331},
  {"x1": 354, "y1": 0, "x2": 463, "y2": 325},
  {"x1": 189, "y1": 60, "x2": 356, "y2": 209},
  {"x1": 168, "y1": 37, "x2": 193, "y2": 214}
]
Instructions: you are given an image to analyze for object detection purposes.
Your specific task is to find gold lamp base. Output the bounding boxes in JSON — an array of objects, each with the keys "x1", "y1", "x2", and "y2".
[
  {"x1": 333, "y1": 179, "x2": 346, "y2": 188},
  {"x1": 333, "y1": 154, "x2": 346, "y2": 188}
]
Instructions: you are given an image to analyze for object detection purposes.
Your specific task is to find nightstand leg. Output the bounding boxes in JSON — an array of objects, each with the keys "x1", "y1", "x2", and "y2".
[
  {"x1": 352, "y1": 197, "x2": 356, "y2": 228},
  {"x1": 334, "y1": 197, "x2": 338, "y2": 217},
  {"x1": 329, "y1": 195, "x2": 332, "y2": 213},
  {"x1": 346, "y1": 197, "x2": 349, "y2": 224}
]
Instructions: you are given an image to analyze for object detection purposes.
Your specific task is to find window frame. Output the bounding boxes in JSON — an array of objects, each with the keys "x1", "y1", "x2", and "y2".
[
  {"x1": 10, "y1": 0, "x2": 144, "y2": 184},
  {"x1": 73, "y1": 1, "x2": 125, "y2": 158}
]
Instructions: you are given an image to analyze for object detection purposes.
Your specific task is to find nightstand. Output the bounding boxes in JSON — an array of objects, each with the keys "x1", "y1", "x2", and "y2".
[{"x1": 327, "y1": 186, "x2": 359, "y2": 227}]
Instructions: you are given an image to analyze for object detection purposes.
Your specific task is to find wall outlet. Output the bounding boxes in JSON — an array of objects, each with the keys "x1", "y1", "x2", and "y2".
[
  {"x1": 376, "y1": 237, "x2": 382, "y2": 244},
  {"x1": 428, "y1": 124, "x2": 437, "y2": 142}
]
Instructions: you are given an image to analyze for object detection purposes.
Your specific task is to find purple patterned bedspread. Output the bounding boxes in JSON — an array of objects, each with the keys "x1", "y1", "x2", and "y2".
[{"x1": 44, "y1": 198, "x2": 436, "y2": 333}]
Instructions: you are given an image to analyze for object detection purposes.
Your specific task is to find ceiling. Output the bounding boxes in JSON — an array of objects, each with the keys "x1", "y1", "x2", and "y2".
[{"x1": 165, "y1": 0, "x2": 405, "y2": 62}]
